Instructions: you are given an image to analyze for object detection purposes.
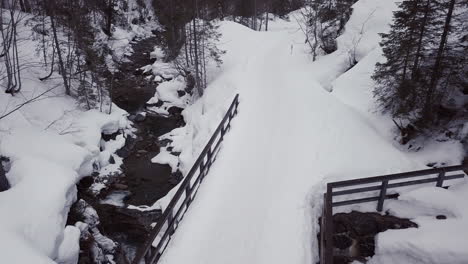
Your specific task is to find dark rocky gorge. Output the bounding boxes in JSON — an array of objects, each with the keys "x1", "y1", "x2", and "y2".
[{"x1": 67, "y1": 36, "x2": 186, "y2": 263}]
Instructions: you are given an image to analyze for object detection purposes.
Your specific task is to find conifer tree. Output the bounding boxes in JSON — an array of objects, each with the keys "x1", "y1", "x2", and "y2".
[{"x1": 373, "y1": 0, "x2": 467, "y2": 133}]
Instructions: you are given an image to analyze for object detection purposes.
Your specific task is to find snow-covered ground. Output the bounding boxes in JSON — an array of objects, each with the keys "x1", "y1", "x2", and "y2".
[
  {"x1": 0, "y1": 7, "x2": 154, "y2": 263},
  {"x1": 0, "y1": 0, "x2": 465, "y2": 262},
  {"x1": 153, "y1": 0, "x2": 465, "y2": 264},
  {"x1": 368, "y1": 183, "x2": 468, "y2": 264}
]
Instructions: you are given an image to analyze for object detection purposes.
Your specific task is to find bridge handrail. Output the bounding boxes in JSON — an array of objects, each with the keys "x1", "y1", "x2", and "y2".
[
  {"x1": 320, "y1": 164, "x2": 467, "y2": 264},
  {"x1": 132, "y1": 94, "x2": 240, "y2": 264}
]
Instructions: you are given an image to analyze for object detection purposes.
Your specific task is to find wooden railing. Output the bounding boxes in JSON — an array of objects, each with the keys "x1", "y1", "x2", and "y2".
[
  {"x1": 320, "y1": 164, "x2": 467, "y2": 264},
  {"x1": 132, "y1": 94, "x2": 240, "y2": 264}
]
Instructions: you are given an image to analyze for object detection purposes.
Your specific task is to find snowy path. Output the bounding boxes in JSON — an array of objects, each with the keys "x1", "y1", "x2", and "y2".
[{"x1": 159, "y1": 21, "x2": 423, "y2": 264}]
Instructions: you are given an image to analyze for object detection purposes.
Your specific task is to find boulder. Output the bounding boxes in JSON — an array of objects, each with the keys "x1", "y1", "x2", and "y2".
[
  {"x1": 134, "y1": 113, "x2": 146, "y2": 122},
  {"x1": 331, "y1": 211, "x2": 417, "y2": 262},
  {"x1": 0, "y1": 157, "x2": 10, "y2": 192}
]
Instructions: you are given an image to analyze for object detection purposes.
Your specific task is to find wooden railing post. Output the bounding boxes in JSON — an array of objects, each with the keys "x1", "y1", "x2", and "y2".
[
  {"x1": 167, "y1": 209, "x2": 175, "y2": 235},
  {"x1": 199, "y1": 159, "x2": 206, "y2": 182},
  {"x1": 234, "y1": 99, "x2": 239, "y2": 116},
  {"x1": 436, "y1": 171, "x2": 445, "y2": 187},
  {"x1": 320, "y1": 194, "x2": 327, "y2": 264},
  {"x1": 144, "y1": 248, "x2": 153, "y2": 264},
  {"x1": 204, "y1": 147, "x2": 213, "y2": 176},
  {"x1": 220, "y1": 122, "x2": 227, "y2": 142},
  {"x1": 377, "y1": 180, "x2": 389, "y2": 212},
  {"x1": 185, "y1": 184, "x2": 192, "y2": 206},
  {"x1": 324, "y1": 184, "x2": 334, "y2": 264}
]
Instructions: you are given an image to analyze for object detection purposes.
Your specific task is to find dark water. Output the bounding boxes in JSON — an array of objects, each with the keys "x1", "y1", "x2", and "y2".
[{"x1": 68, "y1": 35, "x2": 186, "y2": 263}]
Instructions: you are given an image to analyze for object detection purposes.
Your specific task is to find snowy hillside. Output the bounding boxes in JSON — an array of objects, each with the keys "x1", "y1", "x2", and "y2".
[
  {"x1": 148, "y1": 0, "x2": 465, "y2": 264},
  {"x1": 0, "y1": 3, "x2": 156, "y2": 263}
]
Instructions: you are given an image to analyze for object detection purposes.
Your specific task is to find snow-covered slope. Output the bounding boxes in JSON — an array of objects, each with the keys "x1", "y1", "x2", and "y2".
[
  {"x1": 0, "y1": 8, "x2": 147, "y2": 264},
  {"x1": 154, "y1": 1, "x2": 464, "y2": 264}
]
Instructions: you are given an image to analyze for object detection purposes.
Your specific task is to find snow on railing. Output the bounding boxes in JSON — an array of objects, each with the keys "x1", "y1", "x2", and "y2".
[
  {"x1": 131, "y1": 94, "x2": 240, "y2": 264},
  {"x1": 319, "y1": 164, "x2": 468, "y2": 264}
]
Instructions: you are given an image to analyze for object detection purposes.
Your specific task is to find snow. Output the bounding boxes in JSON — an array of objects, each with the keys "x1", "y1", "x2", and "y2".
[
  {"x1": 369, "y1": 182, "x2": 468, "y2": 264},
  {"x1": 154, "y1": 1, "x2": 464, "y2": 264},
  {"x1": 0, "y1": 6, "x2": 143, "y2": 264},
  {"x1": 147, "y1": 76, "x2": 190, "y2": 116},
  {"x1": 56, "y1": 226, "x2": 81, "y2": 264},
  {"x1": 151, "y1": 150, "x2": 179, "y2": 173},
  {"x1": 0, "y1": 108, "x2": 128, "y2": 263},
  {"x1": 0, "y1": 0, "x2": 463, "y2": 262},
  {"x1": 0, "y1": 155, "x2": 79, "y2": 263},
  {"x1": 101, "y1": 191, "x2": 130, "y2": 207},
  {"x1": 150, "y1": 46, "x2": 165, "y2": 60},
  {"x1": 0, "y1": 25, "x2": 129, "y2": 263}
]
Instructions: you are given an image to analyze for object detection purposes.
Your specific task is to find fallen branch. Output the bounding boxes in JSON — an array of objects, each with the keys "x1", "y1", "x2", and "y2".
[{"x1": 0, "y1": 85, "x2": 59, "y2": 120}]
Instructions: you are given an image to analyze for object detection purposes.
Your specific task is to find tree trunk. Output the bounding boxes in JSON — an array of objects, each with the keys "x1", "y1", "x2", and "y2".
[
  {"x1": 106, "y1": 0, "x2": 113, "y2": 35},
  {"x1": 411, "y1": 0, "x2": 431, "y2": 79},
  {"x1": 192, "y1": 0, "x2": 202, "y2": 96},
  {"x1": 423, "y1": 0, "x2": 456, "y2": 120},
  {"x1": 50, "y1": 14, "x2": 71, "y2": 95}
]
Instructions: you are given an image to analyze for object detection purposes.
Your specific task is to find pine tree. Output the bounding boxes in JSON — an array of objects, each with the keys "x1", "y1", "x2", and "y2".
[{"x1": 373, "y1": 0, "x2": 467, "y2": 133}]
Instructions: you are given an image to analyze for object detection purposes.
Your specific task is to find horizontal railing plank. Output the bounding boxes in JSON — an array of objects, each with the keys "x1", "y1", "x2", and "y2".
[{"x1": 329, "y1": 165, "x2": 466, "y2": 188}]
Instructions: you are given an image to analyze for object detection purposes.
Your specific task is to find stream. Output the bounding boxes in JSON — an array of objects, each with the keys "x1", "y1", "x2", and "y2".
[{"x1": 67, "y1": 35, "x2": 186, "y2": 263}]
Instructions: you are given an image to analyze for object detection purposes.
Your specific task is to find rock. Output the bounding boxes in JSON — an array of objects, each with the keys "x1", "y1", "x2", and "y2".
[
  {"x1": 333, "y1": 233, "x2": 353, "y2": 250},
  {"x1": 333, "y1": 211, "x2": 417, "y2": 237},
  {"x1": 333, "y1": 256, "x2": 354, "y2": 264},
  {"x1": 72, "y1": 199, "x2": 100, "y2": 229},
  {"x1": 0, "y1": 156, "x2": 10, "y2": 192},
  {"x1": 137, "y1": 149, "x2": 148, "y2": 154},
  {"x1": 92, "y1": 228, "x2": 117, "y2": 254},
  {"x1": 128, "y1": 114, "x2": 136, "y2": 121},
  {"x1": 134, "y1": 68, "x2": 143, "y2": 76},
  {"x1": 108, "y1": 155, "x2": 116, "y2": 165},
  {"x1": 171, "y1": 151, "x2": 181, "y2": 157},
  {"x1": 97, "y1": 204, "x2": 161, "y2": 244},
  {"x1": 436, "y1": 215, "x2": 447, "y2": 220},
  {"x1": 135, "y1": 113, "x2": 147, "y2": 123},
  {"x1": 177, "y1": 90, "x2": 186, "y2": 97},
  {"x1": 116, "y1": 148, "x2": 131, "y2": 158},
  {"x1": 78, "y1": 176, "x2": 94, "y2": 190},
  {"x1": 331, "y1": 211, "x2": 417, "y2": 262},
  {"x1": 357, "y1": 236, "x2": 375, "y2": 257},
  {"x1": 169, "y1": 171, "x2": 183, "y2": 185},
  {"x1": 114, "y1": 183, "x2": 128, "y2": 190},
  {"x1": 154, "y1": 75, "x2": 163, "y2": 83},
  {"x1": 150, "y1": 57, "x2": 157, "y2": 64},
  {"x1": 168, "y1": 106, "x2": 184, "y2": 116},
  {"x1": 102, "y1": 131, "x2": 120, "y2": 141},
  {"x1": 157, "y1": 138, "x2": 172, "y2": 148}
]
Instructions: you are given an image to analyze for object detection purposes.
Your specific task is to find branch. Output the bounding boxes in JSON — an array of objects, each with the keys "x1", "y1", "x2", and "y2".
[{"x1": 0, "y1": 85, "x2": 59, "y2": 120}]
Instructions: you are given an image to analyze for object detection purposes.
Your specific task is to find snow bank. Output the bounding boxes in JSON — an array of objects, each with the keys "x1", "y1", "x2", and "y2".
[
  {"x1": 369, "y1": 182, "x2": 468, "y2": 264},
  {"x1": 0, "y1": 107, "x2": 128, "y2": 263},
  {"x1": 0, "y1": 6, "x2": 143, "y2": 264},
  {"x1": 151, "y1": 150, "x2": 179, "y2": 173}
]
